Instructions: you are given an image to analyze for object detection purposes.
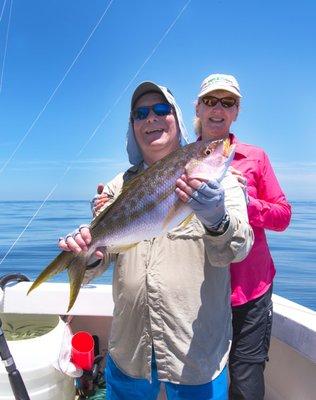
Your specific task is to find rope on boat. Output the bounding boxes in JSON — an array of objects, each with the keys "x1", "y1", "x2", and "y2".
[
  {"x1": 88, "y1": 388, "x2": 106, "y2": 399},
  {"x1": 75, "y1": 370, "x2": 106, "y2": 399},
  {"x1": 75, "y1": 389, "x2": 106, "y2": 400}
]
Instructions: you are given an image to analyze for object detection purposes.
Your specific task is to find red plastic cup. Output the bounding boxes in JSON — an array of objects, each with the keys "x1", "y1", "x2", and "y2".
[{"x1": 71, "y1": 331, "x2": 95, "y2": 371}]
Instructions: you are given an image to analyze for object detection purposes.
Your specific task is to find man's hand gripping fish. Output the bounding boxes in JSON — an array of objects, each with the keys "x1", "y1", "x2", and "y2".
[{"x1": 27, "y1": 138, "x2": 235, "y2": 311}]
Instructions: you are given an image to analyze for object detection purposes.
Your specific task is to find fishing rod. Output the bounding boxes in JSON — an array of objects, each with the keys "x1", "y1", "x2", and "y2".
[
  {"x1": 0, "y1": 273, "x2": 31, "y2": 400},
  {"x1": 0, "y1": 318, "x2": 30, "y2": 400}
]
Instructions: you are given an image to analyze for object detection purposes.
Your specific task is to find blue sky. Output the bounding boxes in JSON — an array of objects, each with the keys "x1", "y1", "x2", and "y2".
[{"x1": 0, "y1": 0, "x2": 315, "y2": 201}]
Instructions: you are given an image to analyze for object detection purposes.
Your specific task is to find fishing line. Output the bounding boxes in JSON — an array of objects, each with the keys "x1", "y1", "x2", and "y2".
[
  {"x1": 0, "y1": 166, "x2": 72, "y2": 266},
  {"x1": 0, "y1": 0, "x2": 114, "y2": 175},
  {"x1": 0, "y1": 0, "x2": 192, "y2": 265},
  {"x1": 0, "y1": 0, "x2": 12, "y2": 94},
  {"x1": 77, "y1": 0, "x2": 192, "y2": 155},
  {"x1": 0, "y1": 0, "x2": 8, "y2": 24}
]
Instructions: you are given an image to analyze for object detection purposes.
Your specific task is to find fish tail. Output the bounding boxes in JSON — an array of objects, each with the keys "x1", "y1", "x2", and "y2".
[
  {"x1": 66, "y1": 254, "x2": 88, "y2": 312},
  {"x1": 27, "y1": 250, "x2": 90, "y2": 312},
  {"x1": 27, "y1": 251, "x2": 77, "y2": 294}
]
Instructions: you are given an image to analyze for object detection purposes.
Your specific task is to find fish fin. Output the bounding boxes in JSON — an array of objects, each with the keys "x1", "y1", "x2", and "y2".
[
  {"x1": 67, "y1": 255, "x2": 87, "y2": 312},
  {"x1": 162, "y1": 200, "x2": 185, "y2": 230},
  {"x1": 107, "y1": 243, "x2": 138, "y2": 253},
  {"x1": 27, "y1": 251, "x2": 74, "y2": 294},
  {"x1": 222, "y1": 138, "x2": 231, "y2": 157},
  {"x1": 179, "y1": 213, "x2": 194, "y2": 228}
]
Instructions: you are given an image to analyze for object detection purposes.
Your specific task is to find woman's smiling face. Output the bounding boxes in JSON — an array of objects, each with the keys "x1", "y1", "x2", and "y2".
[{"x1": 196, "y1": 90, "x2": 239, "y2": 140}]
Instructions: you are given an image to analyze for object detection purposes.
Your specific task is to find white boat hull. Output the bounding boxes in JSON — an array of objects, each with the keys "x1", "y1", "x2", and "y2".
[{"x1": 1, "y1": 283, "x2": 315, "y2": 399}]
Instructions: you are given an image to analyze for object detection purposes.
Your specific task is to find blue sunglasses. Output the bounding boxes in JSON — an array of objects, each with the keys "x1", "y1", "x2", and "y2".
[{"x1": 131, "y1": 103, "x2": 172, "y2": 120}]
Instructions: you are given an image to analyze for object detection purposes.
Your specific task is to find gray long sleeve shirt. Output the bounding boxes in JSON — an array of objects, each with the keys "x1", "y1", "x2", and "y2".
[{"x1": 85, "y1": 165, "x2": 253, "y2": 384}]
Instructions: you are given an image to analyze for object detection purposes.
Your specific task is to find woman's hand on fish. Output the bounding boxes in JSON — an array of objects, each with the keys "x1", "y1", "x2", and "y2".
[
  {"x1": 175, "y1": 174, "x2": 226, "y2": 230},
  {"x1": 58, "y1": 226, "x2": 104, "y2": 259},
  {"x1": 91, "y1": 183, "x2": 111, "y2": 216}
]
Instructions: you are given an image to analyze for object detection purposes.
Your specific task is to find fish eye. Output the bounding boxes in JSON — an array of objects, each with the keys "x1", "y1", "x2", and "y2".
[{"x1": 204, "y1": 145, "x2": 213, "y2": 156}]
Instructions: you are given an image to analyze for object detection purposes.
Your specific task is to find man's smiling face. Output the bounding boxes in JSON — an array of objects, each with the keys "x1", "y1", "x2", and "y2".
[{"x1": 132, "y1": 92, "x2": 179, "y2": 163}]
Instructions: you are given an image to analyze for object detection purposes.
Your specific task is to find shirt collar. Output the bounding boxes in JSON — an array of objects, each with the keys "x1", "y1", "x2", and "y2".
[{"x1": 229, "y1": 133, "x2": 247, "y2": 158}]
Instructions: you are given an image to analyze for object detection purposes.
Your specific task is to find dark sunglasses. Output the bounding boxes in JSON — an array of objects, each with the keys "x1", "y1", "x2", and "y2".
[
  {"x1": 201, "y1": 96, "x2": 237, "y2": 108},
  {"x1": 131, "y1": 103, "x2": 172, "y2": 120}
]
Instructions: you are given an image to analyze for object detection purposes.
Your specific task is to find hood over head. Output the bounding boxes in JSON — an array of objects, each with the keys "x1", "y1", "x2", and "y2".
[{"x1": 126, "y1": 81, "x2": 189, "y2": 165}]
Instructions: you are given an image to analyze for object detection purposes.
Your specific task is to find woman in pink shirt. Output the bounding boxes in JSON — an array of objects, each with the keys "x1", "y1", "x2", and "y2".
[{"x1": 193, "y1": 73, "x2": 291, "y2": 400}]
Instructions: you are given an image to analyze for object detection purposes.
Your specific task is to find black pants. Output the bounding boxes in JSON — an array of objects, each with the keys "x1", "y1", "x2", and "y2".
[{"x1": 229, "y1": 286, "x2": 273, "y2": 400}]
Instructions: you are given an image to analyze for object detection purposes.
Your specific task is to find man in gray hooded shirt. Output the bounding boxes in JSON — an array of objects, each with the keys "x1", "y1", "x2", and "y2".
[{"x1": 59, "y1": 82, "x2": 253, "y2": 400}]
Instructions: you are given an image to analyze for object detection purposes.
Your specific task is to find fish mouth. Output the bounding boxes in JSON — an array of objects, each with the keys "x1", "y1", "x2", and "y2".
[
  {"x1": 187, "y1": 168, "x2": 219, "y2": 182},
  {"x1": 186, "y1": 162, "x2": 218, "y2": 182}
]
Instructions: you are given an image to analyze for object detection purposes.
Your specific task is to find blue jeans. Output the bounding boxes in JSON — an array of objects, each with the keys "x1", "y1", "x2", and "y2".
[{"x1": 105, "y1": 354, "x2": 228, "y2": 400}]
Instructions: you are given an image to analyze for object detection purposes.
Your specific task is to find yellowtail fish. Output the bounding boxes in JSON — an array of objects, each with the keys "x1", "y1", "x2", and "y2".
[{"x1": 28, "y1": 138, "x2": 235, "y2": 311}]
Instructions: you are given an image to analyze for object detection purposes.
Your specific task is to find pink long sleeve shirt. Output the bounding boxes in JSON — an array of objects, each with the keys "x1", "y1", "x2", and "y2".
[{"x1": 230, "y1": 134, "x2": 292, "y2": 306}]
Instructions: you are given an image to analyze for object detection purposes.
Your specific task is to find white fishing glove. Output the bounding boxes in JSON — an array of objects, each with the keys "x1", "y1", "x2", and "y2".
[
  {"x1": 53, "y1": 322, "x2": 83, "y2": 378},
  {"x1": 188, "y1": 179, "x2": 227, "y2": 230}
]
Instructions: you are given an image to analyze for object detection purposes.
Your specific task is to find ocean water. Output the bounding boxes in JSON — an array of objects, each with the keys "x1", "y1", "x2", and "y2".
[{"x1": 0, "y1": 201, "x2": 315, "y2": 311}]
